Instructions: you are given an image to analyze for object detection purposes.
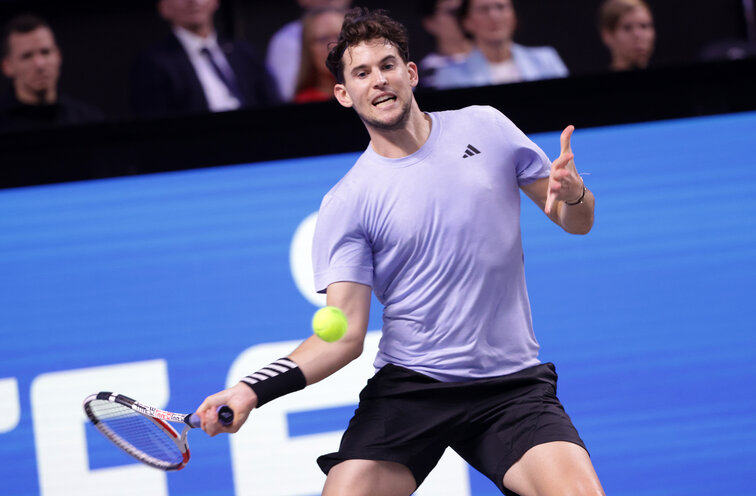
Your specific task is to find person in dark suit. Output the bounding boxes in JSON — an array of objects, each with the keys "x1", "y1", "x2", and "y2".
[
  {"x1": 131, "y1": 0, "x2": 280, "y2": 117},
  {"x1": 1, "y1": 14, "x2": 103, "y2": 132}
]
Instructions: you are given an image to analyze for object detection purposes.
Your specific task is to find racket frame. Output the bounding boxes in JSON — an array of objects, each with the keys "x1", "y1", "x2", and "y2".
[{"x1": 83, "y1": 392, "x2": 195, "y2": 471}]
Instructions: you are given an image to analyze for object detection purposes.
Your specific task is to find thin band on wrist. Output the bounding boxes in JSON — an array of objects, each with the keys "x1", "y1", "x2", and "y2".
[{"x1": 565, "y1": 184, "x2": 586, "y2": 206}]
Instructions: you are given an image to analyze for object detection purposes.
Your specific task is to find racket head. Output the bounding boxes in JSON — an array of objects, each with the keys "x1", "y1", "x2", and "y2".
[{"x1": 83, "y1": 392, "x2": 191, "y2": 471}]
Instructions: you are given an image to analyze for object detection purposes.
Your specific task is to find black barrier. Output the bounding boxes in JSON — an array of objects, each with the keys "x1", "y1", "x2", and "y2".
[{"x1": 1, "y1": 58, "x2": 755, "y2": 189}]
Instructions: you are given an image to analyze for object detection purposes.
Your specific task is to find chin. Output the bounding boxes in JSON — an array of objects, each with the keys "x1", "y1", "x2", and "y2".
[{"x1": 368, "y1": 110, "x2": 410, "y2": 131}]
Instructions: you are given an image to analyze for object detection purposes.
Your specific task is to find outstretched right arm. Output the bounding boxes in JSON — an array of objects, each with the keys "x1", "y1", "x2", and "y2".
[{"x1": 196, "y1": 281, "x2": 371, "y2": 436}]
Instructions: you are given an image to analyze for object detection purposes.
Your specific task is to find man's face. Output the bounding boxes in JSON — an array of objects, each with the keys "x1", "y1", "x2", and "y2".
[
  {"x1": 463, "y1": 0, "x2": 516, "y2": 45},
  {"x1": 159, "y1": 0, "x2": 219, "y2": 31},
  {"x1": 602, "y1": 6, "x2": 655, "y2": 68},
  {"x1": 308, "y1": 11, "x2": 344, "y2": 77},
  {"x1": 424, "y1": 0, "x2": 465, "y2": 39},
  {"x1": 334, "y1": 39, "x2": 418, "y2": 131},
  {"x1": 2, "y1": 26, "x2": 61, "y2": 98}
]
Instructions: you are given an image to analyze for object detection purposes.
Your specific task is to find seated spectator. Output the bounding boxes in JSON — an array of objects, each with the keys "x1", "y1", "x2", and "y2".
[
  {"x1": 293, "y1": 7, "x2": 345, "y2": 103},
  {"x1": 1, "y1": 14, "x2": 103, "y2": 132},
  {"x1": 131, "y1": 0, "x2": 279, "y2": 117},
  {"x1": 432, "y1": 0, "x2": 568, "y2": 90},
  {"x1": 266, "y1": 0, "x2": 351, "y2": 102},
  {"x1": 418, "y1": 0, "x2": 473, "y2": 88},
  {"x1": 599, "y1": 0, "x2": 655, "y2": 71}
]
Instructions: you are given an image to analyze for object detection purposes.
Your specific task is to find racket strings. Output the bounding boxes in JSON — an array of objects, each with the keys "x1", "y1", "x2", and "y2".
[{"x1": 89, "y1": 400, "x2": 184, "y2": 466}]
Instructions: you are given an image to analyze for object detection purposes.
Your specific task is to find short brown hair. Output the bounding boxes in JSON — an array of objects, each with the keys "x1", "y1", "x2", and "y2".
[
  {"x1": 598, "y1": 0, "x2": 651, "y2": 32},
  {"x1": 2, "y1": 13, "x2": 52, "y2": 58},
  {"x1": 325, "y1": 7, "x2": 410, "y2": 84}
]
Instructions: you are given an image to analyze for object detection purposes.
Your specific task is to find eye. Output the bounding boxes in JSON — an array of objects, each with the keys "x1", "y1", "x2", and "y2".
[{"x1": 383, "y1": 63, "x2": 395, "y2": 70}]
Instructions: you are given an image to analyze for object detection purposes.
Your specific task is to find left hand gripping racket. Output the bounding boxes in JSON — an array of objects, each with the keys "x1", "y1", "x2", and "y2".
[{"x1": 83, "y1": 391, "x2": 233, "y2": 471}]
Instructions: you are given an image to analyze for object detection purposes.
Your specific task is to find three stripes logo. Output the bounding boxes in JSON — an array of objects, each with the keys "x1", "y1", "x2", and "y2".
[{"x1": 462, "y1": 144, "x2": 481, "y2": 158}]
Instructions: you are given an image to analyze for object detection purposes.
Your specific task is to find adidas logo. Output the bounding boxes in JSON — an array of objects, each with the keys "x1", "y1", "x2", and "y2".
[{"x1": 462, "y1": 144, "x2": 481, "y2": 158}]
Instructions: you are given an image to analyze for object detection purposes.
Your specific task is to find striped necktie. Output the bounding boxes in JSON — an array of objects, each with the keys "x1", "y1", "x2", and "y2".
[{"x1": 200, "y1": 46, "x2": 245, "y2": 105}]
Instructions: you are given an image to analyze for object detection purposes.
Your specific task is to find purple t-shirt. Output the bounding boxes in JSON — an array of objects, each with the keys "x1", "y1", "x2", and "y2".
[{"x1": 312, "y1": 106, "x2": 551, "y2": 381}]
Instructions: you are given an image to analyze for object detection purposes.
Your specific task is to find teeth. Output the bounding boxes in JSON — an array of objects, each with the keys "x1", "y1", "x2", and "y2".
[{"x1": 374, "y1": 96, "x2": 395, "y2": 105}]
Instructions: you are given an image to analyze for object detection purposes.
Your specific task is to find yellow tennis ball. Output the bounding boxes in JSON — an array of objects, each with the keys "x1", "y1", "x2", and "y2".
[{"x1": 312, "y1": 306, "x2": 348, "y2": 342}]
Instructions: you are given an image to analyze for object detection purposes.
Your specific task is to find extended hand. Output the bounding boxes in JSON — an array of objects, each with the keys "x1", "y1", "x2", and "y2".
[
  {"x1": 545, "y1": 125, "x2": 583, "y2": 215},
  {"x1": 196, "y1": 382, "x2": 257, "y2": 436}
]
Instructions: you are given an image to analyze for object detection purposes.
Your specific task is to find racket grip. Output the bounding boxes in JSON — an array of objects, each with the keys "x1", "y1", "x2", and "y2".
[{"x1": 188, "y1": 405, "x2": 234, "y2": 428}]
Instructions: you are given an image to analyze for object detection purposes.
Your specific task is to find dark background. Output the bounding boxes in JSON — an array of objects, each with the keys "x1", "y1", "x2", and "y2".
[
  {"x1": 0, "y1": 0, "x2": 755, "y2": 190},
  {"x1": 0, "y1": 0, "x2": 751, "y2": 119}
]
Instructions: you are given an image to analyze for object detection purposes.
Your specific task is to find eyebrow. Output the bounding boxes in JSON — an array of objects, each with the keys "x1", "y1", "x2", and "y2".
[{"x1": 349, "y1": 55, "x2": 399, "y2": 77}]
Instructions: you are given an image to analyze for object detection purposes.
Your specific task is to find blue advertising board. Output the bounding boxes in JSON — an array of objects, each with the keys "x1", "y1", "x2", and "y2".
[{"x1": 1, "y1": 111, "x2": 755, "y2": 495}]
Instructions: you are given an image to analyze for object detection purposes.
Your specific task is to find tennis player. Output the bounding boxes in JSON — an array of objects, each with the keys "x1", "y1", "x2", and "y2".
[{"x1": 197, "y1": 7, "x2": 603, "y2": 496}]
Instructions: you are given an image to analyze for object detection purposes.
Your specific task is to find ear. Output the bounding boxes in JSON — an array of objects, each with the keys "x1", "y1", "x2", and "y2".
[
  {"x1": 333, "y1": 83, "x2": 353, "y2": 108},
  {"x1": 157, "y1": 0, "x2": 171, "y2": 21},
  {"x1": 461, "y1": 15, "x2": 473, "y2": 36},
  {"x1": 421, "y1": 17, "x2": 437, "y2": 36},
  {"x1": 600, "y1": 28, "x2": 614, "y2": 49},
  {"x1": 1, "y1": 58, "x2": 13, "y2": 78},
  {"x1": 407, "y1": 61, "x2": 419, "y2": 88}
]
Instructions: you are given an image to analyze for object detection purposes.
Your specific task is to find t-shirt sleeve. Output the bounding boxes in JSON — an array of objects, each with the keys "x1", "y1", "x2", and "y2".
[
  {"x1": 312, "y1": 193, "x2": 374, "y2": 294},
  {"x1": 485, "y1": 106, "x2": 551, "y2": 185}
]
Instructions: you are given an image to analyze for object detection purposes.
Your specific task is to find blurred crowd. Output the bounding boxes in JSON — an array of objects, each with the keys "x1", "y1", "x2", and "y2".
[{"x1": 0, "y1": 0, "x2": 746, "y2": 132}]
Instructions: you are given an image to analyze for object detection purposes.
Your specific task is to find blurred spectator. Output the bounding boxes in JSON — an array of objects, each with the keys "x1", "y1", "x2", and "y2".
[
  {"x1": 700, "y1": 0, "x2": 756, "y2": 62},
  {"x1": 0, "y1": 14, "x2": 103, "y2": 132},
  {"x1": 599, "y1": 0, "x2": 655, "y2": 71},
  {"x1": 293, "y1": 7, "x2": 345, "y2": 103},
  {"x1": 266, "y1": 0, "x2": 351, "y2": 102},
  {"x1": 431, "y1": 0, "x2": 568, "y2": 89},
  {"x1": 418, "y1": 0, "x2": 473, "y2": 88},
  {"x1": 131, "y1": 0, "x2": 279, "y2": 117}
]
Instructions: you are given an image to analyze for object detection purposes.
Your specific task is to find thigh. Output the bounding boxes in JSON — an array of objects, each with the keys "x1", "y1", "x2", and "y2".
[
  {"x1": 322, "y1": 459, "x2": 416, "y2": 496},
  {"x1": 451, "y1": 364, "x2": 587, "y2": 494},
  {"x1": 317, "y1": 365, "x2": 460, "y2": 487},
  {"x1": 502, "y1": 441, "x2": 604, "y2": 496}
]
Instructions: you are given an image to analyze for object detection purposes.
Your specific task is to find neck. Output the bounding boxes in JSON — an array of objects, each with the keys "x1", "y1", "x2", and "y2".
[
  {"x1": 611, "y1": 57, "x2": 646, "y2": 71},
  {"x1": 477, "y1": 39, "x2": 512, "y2": 63},
  {"x1": 367, "y1": 102, "x2": 431, "y2": 159},
  {"x1": 180, "y1": 23, "x2": 214, "y2": 39},
  {"x1": 436, "y1": 37, "x2": 473, "y2": 57},
  {"x1": 16, "y1": 85, "x2": 56, "y2": 105}
]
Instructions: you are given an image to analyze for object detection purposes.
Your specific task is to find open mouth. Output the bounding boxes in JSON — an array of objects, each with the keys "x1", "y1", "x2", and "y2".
[{"x1": 372, "y1": 95, "x2": 397, "y2": 107}]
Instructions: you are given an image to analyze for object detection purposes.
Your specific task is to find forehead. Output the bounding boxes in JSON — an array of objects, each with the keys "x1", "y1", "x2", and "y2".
[
  {"x1": 470, "y1": 0, "x2": 512, "y2": 9},
  {"x1": 342, "y1": 39, "x2": 401, "y2": 69},
  {"x1": 8, "y1": 27, "x2": 57, "y2": 53},
  {"x1": 620, "y1": 5, "x2": 652, "y2": 22}
]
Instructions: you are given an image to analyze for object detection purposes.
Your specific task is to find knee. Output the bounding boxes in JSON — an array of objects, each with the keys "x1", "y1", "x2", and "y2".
[
  {"x1": 321, "y1": 459, "x2": 416, "y2": 496},
  {"x1": 560, "y1": 475, "x2": 605, "y2": 496}
]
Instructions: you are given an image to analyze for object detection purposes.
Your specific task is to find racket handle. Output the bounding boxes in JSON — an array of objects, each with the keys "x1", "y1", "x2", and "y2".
[{"x1": 188, "y1": 405, "x2": 234, "y2": 428}]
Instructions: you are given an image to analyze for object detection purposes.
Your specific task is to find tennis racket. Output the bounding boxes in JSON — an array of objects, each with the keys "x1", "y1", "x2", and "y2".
[{"x1": 83, "y1": 391, "x2": 233, "y2": 471}]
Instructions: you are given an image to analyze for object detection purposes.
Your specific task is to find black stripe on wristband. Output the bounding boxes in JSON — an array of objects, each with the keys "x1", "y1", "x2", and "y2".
[{"x1": 240, "y1": 358, "x2": 306, "y2": 407}]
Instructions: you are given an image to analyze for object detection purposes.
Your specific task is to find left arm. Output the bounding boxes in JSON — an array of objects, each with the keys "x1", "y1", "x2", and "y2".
[{"x1": 520, "y1": 125, "x2": 594, "y2": 234}]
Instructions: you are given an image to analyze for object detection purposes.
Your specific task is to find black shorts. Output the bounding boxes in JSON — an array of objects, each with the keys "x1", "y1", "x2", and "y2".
[{"x1": 317, "y1": 362, "x2": 586, "y2": 495}]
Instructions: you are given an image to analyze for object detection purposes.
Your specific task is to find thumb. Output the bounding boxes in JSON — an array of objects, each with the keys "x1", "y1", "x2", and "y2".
[{"x1": 560, "y1": 125, "x2": 575, "y2": 155}]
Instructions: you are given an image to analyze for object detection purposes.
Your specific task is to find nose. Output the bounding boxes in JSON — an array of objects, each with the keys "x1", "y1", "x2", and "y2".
[
  {"x1": 33, "y1": 53, "x2": 48, "y2": 68},
  {"x1": 374, "y1": 70, "x2": 388, "y2": 86}
]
